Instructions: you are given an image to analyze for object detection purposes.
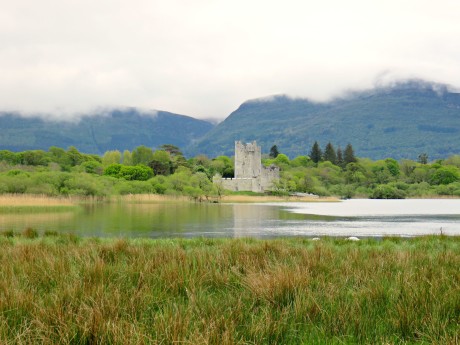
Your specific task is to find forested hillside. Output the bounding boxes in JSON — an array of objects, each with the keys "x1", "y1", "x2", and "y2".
[
  {"x1": 189, "y1": 80, "x2": 460, "y2": 160},
  {"x1": 0, "y1": 108, "x2": 214, "y2": 154}
]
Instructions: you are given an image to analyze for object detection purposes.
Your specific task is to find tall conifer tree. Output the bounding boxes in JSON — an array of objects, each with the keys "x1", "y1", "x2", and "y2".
[
  {"x1": 269, "y1": 145, "x2": 280, "y2": 158},
  {"x1": 323, "y1": 142, "x2": 337, "y2": 164},
  {"x1": 344, "y1": 143, "x2": 357, "y2": 165},
  {"x1": 310, "y1": 141, "x2": 322, "y2": 163},
  {"x1": 336, "y1": 146, "x2": 344, "y2": 167}
]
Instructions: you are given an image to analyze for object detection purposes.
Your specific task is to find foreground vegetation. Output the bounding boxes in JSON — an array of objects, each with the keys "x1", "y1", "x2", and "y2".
[
  {"x1": 0, "y1": 233, "x2": 459, "y2": 344},
  {"x1": 1, "y1": 144, "x2": 460, "y2": 200}
]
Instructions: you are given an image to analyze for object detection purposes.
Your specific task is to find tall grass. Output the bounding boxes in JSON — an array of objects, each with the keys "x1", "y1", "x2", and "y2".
[
  {"x1": 0, "y1": 194, "x2": 81, "y2": 215},
  {"x1": 0, "y1": 235, "x2": 459, "y2": 344},
  {"x1": 0, "y1": 194, "x2": 75, "y2": 207}
]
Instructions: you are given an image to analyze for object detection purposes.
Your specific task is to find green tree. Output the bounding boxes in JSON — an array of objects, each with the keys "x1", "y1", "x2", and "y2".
[
  {"x1": 323, "y1": 142, "x2": 337, "y2": 164},
  {"x1": 132, "y1": 146, "x2": 154, "y2": 166},
  {"x1": 122, "y1": 150, "x2": 133, "y2": 165},
  {"x1": 102, "y1": 150, "x2": 122, "y2": 167},
  {"x1": 274, "y1": 153, "x2": 290, "y2": 165},
  {"x1": 149, "y1": 150, "x2": 172, "y2": 176},
  {"x1": 269, "y1": 145, "x2": 280, "y2": 158},
  {"x1": 160, "y1": 144, "x2": 187, "y2": 172},
  {"x1": 21, "y1": 150, "x2": 50, "y2": 166},
  {"x1": 443, "y1": 155, "x2": 460, "y2": 168},
  {"x1": 67, "y1": 146, "x2": 84, "y2": 166},
  {"x1": 310, "y1": 141, "x2": 322, "y2": 164},
  {"x1": 159, "y1": 144, "x2": 182, "y2": 156},
  {"x1": 344, "y1": 162, "x2": 366, "y2": 184},
  {"x1": 211, "y1": 156, "x2": 234, "y2": 178},
  {"x1": 336, "y1": 147, "x2": 344, "y2": 168},
  {"x1": 290, "y1": 156, "x2": 310, "y2": 167},
  {"x1": 344, "y1": 143, "x2": 357, "y2": 165},
  {"x1": 119, "y1": 165, "x2": 154, "y2": 181},
  {"x1": 429, "y1": 166, "x2": 460, "y2": 185},
  {"x1": 385, "y1": 158, "x2": 400, "y2": 177},
  {"x1": 81, "y1": 160, "x2": 103, "y2": 175},
  {"x1": 371, "y1": 184, "x2": 406, "y2": 199},
  {"x1": 418, "y1": 153, "x2": 428, "y2": 165},
  {"x1": 48, "y1": 146, "x2": 72, "y2": 170},
  {"x1": 0, "y1": 150, "x2": 19, "y2": 165},
  {"x1": 104, "y1": 164, "x2": 123, "y2": 178}
]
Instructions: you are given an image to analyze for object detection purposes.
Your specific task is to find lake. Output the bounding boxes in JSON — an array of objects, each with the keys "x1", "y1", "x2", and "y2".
[{"x1": 1, "y1": 199, "x2": 459, "y2": 238}]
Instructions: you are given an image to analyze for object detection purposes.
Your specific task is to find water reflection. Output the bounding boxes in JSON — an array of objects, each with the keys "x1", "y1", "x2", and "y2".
[{"x1": 0, "y1": 199, "x2": 459, "y2": 238}]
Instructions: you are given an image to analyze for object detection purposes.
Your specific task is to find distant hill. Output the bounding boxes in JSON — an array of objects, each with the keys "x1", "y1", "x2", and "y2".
[
  {"x1": 0, "y1": 108, "x2": 214, "y2": 154},
  {"x1": 188, "y1": 80, "x2": 460, "y2": 160}
]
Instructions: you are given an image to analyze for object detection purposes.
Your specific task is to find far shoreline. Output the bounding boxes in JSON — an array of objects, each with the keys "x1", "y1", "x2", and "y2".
[{"x1": 0, "y1": 193, "x2": 458, "y2": 208}]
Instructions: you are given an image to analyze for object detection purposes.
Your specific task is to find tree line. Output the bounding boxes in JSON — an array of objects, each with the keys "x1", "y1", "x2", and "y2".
[
  {"x1": 0, "y1": 143, "x2": 459, "y2": 199},
  {"x1": 265, "y1": 142, "x2": 460, "y2": 198}
]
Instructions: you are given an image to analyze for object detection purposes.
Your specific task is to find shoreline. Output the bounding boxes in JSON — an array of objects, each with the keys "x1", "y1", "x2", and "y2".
[
  {"x1": 0, "y1": 193, "x2": 458, "y2": 208},
  {"x1": 0, "y1": 193, "x2": 340, "y2": 207}
]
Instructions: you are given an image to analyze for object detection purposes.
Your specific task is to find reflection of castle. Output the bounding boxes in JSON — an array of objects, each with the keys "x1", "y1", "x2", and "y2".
[
  {"x1": 213, "y1": 141, "x2": 279, "y2": 193},
  {"x1": 231, "y1": 203, "x2": 279, "y2": 237}
]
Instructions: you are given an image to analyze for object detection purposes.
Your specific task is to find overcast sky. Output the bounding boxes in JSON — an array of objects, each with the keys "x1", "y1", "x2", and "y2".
[{"x1": 1, "y1": 0, "x2": 459, "y2": 120}]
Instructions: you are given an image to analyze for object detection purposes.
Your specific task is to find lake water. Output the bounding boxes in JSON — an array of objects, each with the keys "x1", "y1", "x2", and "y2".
[{"x1": 1, "y1": 199, "x2": 459, "y2": 238}]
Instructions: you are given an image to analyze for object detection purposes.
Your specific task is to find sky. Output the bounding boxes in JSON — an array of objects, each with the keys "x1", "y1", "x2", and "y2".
[{"x1": 1, "y1": 0, "x2": 459, "y2": 120}]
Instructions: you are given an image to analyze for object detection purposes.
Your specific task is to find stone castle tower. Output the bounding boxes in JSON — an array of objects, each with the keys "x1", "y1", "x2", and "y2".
[
  {"x1": 234, "y1": 141, "x2": 261, "y2": 178},
  {"x1": 213, "y1": 141, "x2": 279, "y2": 193}
]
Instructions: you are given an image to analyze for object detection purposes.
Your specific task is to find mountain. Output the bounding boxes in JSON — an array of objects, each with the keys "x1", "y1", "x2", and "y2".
[
  {"x1": 188, "y1": 80, "x2": 460, "y2": 160},
  {"x1": 0, "y1": 108, "x2": 214, "y2": 154}
]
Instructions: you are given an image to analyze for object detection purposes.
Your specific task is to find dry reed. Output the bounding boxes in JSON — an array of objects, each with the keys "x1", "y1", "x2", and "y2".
[{"x1": 0, "y1": 194, "x2": 76, "y2": 207}]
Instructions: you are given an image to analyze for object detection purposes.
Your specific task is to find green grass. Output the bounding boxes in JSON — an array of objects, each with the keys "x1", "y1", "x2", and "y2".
[{"x1": 0, "y1": 234, "x2": 459, "y2": 344}]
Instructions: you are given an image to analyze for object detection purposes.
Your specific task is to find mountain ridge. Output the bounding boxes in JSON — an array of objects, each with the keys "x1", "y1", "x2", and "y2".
[
  {"x1": 1, "y1": 80, "x2": 459, "y2": 160},
  {"x1": 0, "y1": 108, "x2": 214, "y2": 154},
  {"x1": 188, "y1": 80, "x2": 460, "y2": 160}
]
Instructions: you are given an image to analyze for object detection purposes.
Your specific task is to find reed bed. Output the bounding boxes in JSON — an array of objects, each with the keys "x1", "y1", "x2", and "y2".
[
  {"x1": 0, "y1": 194, "x2": 80, "y2": 213},
  {"x1": 0, "y1": 234, "x2": 459, "y2": 344},
  {"x1": 111, "y1": 194, "x2": 190, "y2": 204},
  {"x1": 0, "y1": 194, "x2": 76, "y2": 207}
]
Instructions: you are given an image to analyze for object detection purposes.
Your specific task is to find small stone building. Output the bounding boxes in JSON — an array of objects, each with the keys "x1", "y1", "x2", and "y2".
[{"x1": 213, "y1": 141, "x2": 280, "y2": 193}]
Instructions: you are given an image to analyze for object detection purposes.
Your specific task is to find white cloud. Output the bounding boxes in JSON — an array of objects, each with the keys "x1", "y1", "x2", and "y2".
[{"x1": 0, "y1": 0, "x2": 459, "y2": 119}]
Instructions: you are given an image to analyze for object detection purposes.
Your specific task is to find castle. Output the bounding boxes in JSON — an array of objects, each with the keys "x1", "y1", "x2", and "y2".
[{"x1": 213, "y1": 141, "x2": 280, "y2": 193}]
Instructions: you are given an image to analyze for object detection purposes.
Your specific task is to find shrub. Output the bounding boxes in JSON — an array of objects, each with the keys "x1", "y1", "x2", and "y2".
[
  {"x1": 114, "y1": 180, "x2": 155, "y2": 195},
  {"x1": 118, "y1": 165, "x2": 153, "y2": 181},
  {"x1": 104, "y1": 164, "x2": 123, "y2": 178},
  {"x1": 61, "y1": 174, "x2": 107, "y2": 196},
  {"x1": 81, "y1": 160, "x2": 104, "y2": 175},
  {"x1": 429, "y1": 166, "x2": 460, "y2": 185},
  {"x1": 371, "y1": 184, "x2": 406, "y2": 199}
]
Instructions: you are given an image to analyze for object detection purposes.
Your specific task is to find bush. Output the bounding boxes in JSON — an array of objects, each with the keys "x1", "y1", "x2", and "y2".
[
  {"x1": 81, "y1": 160, "x2": 103, "y2": 175},
  {"x1": 61, "y1": 174, "x2": 107, "y2": 196},
  {"x1": 371, "y1": 184, "x2": 406, "y2": 199},
  {"x1": 104, "y1": 164, "x2": 153, "y2": 181},
  {"x1": 0, "y1": 176, "x2": 32, "y2": 193},
  {"x1": 27, "y1": 183, "x2": 58, "y2": 196},
  {"x1": 429, "y1": 166, "x2": 460, "y2": 185},
  {"x1": 104, "y1": 164, "x2": 123, "y2": 177},
  {"x1": 114, "y1": 180, "x2": 155, "y2": 195},
  {"x1": 119, "y1": 165, "x2": 153, "y2": 181},
  {"x1": 435, "y1": 183, "x2": 457, "y2": 196}
]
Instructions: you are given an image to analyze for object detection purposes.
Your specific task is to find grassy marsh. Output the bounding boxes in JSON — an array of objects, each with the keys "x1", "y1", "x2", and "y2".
[{"x1": 0, "y1": 234, "x2": 459, "y2": 344}]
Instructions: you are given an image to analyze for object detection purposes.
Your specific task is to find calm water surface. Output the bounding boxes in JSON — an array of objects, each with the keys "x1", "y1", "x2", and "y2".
[{"x1": 1, "y1": 199, "x2": 459, "y2": 238}]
